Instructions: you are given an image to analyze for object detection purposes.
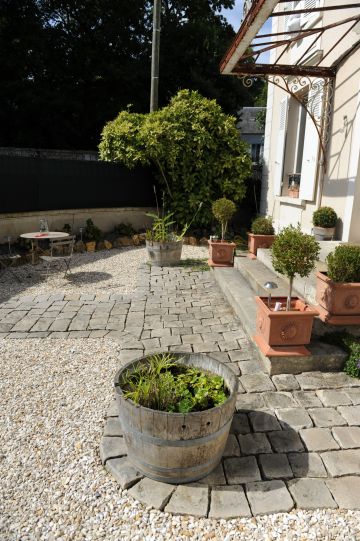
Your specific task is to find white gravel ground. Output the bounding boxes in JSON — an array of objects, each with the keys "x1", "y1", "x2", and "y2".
[
  {"x1": 1, "y1": 339, "x2": 359, "y2": 541},
  {"x1": 0, "y1": 245, "x2": 208, "y2": 302}
]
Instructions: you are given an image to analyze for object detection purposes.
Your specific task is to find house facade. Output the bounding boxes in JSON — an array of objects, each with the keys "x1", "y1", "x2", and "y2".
[{"x1": 221, "y1": 1, "x2": 360, "y2": 242}]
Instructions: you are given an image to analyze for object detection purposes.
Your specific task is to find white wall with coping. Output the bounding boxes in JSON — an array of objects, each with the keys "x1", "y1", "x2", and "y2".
[{"x1": 0, "y1": 207, "x2": 155, "y2": 240}]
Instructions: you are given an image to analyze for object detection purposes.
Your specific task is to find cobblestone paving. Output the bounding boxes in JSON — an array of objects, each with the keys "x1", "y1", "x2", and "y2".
[{"x1": 2, "y1": 264, "x2": 360, "y2": 517}]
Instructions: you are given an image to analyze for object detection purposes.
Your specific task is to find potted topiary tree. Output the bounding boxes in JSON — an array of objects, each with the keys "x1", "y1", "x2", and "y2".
[
  {"x1": 312, "y1": 206, "x2": 337, "y2": 240},
  {"x1": 254, "y1": 225, "x2": 320, "y2": 355},
  {"x1": 248, "y1": 216, "x2": 275, "y2": 258},
  {"x1": 208, "y1": 198, "x2": 236, "y2": 267},
  {"x1": 114, "y1": 351, "x2": 238, "y2": 483},
  {"x1": 83, "y1": 219, "x2": 102, "y2": 252},
  {"x1": 316, "y1": 244, "x2": 360, "y2": 324}
]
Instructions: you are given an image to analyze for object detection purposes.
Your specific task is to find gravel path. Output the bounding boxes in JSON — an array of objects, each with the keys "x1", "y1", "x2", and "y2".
[
  {"x1": 0, "y1": 246, "x2": 208, "y2": 303},
  {"x1": 1, "y1": 339, "x2": 359, "y2": 541}
]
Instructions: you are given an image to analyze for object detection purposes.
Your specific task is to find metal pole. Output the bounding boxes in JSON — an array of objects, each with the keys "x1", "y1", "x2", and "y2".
[{"x1": 150, "y1": 0, "x2": 161, "y2": 112}]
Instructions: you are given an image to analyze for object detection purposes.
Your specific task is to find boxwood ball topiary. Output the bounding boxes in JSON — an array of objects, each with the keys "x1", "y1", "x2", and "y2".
[
  {"x1": 326, "y1": 245, "x2": 360, "y2": 283},
  {"x1": 251, "y1": 216, "x2": 274, "y2": 235},
  {"x1": 313, "y1": 206, "x2": 338, "y2": 228},
  {"x1": 212, "y1": 198, "x2": 236, "y2": 241}
]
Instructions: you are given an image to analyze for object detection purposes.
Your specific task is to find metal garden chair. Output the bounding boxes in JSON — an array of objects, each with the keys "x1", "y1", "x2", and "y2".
[
  {"x1": 0, "y1": 237, "x2": 22, "y2": 282},
  {"x1": 39, "y1": 235, "x2": 75, "y2": 278}
]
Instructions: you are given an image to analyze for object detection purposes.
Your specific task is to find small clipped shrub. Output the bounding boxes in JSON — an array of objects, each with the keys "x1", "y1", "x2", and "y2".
[
  {"x1": 114, "y1": 223, "x2": 135, "y2": 237},
  {"x1": 322, "y1": 333, "x2": 360, "y2": 379},
  {"x1": 83, "y1": 219, "x2": 102, "y2": 243},
  {"x1": 326, "y1": 245, "x2": 360, "y2": 283},
  {"x1": 251, "y1": 216, "x2": 274, "y2": 235},
  {"x1": 271, "y1": 224, "x2": 320, "y2": 310},
  {"x1": 212, "y1": 198, "x2": 236, "y2": 241},
  {"x1": 119, "y1": 353, "x2": 229, "y2": 413},
  {"x1": 313, "y1": 206, "x2": 337, "y2": 228}
]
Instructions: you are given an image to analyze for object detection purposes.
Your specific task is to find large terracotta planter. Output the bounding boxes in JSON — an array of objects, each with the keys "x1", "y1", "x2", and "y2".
[
  {"x1": 313, "y1": 226, "x2": 336, "y2": 241},
  {"x1": 208, "y1": 240, "x2": 236, "y2": 267},
  {"x1": 315, "y1": 271, "x2": 360, "y2": 324},
  {"x1": 254, "y1": 296, "x2": 318, "y2": 356},
  {"x1": 247, "y1": 233, "x2": 275, "y2": 256}
]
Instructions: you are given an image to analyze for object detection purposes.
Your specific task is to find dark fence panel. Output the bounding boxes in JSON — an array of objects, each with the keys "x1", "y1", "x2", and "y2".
[{"x1": 0, "y1": 156, "x2": 157, "y2": 213}]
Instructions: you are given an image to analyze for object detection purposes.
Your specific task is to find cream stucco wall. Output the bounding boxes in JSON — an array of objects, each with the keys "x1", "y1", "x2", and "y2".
[{"x1": 261, "y1": 0, "x2": 360, "y2": 242}]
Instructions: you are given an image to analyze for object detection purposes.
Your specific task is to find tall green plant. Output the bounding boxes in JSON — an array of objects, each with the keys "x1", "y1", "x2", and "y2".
[
  {"x1": 99, "y1": 90, "x2": 252, "y2": 228},
  {"x1": 271, "y1": 224, "x2": 320, "y2": 311}
]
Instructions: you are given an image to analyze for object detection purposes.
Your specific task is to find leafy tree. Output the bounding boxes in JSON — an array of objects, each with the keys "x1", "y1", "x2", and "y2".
[
  {"x1": 99, "y1": 89, "x2": 252, "y2": 228},
  {"x1": 0, "y1": 0, "x2": 264, "y2": 149}
]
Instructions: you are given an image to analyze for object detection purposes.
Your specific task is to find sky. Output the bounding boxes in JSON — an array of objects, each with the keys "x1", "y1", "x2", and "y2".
[{"x1": 221, "y1": 0, "x2": 272, "y2": 63}]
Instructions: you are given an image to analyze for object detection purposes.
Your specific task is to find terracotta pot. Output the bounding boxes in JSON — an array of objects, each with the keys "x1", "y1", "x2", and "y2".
[
  {"x1": 315, "y1": 271, "x2": 360, "y2": 323},
  {"x1": 255, "y1": 296, "x2": 318, "y2": 347},
  {"x1": 85, "y1": 241, "x2": 96, "y2": 252},
  {"x1": 288, "y1": 189, "x2": 299, "y2": 198},
  {"x1": 313, "y1": 226, "x2": 336, "y2": 241},
  {"x1": 247, "y1": 233, "x2": 275, "y2": 256},
  {"x1": 208, "y1": 240, "x2": 236, "y2": 267}
]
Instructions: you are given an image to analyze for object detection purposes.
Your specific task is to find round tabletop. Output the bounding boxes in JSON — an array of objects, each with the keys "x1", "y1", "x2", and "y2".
[{"x1": 20, "y1": 231, "x2": 70, "y2": 240}]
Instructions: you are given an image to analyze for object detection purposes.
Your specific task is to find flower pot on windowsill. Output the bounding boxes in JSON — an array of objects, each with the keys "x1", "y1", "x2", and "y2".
[
  {"x1": 208, "y1": 240, "x2": 236, "y2": 267},
  {"x1": 247, "y1": 233, "x2": 276, "y2": 257},
  {"x1": 315, "y1": 271, "x2": 360, "y2": 324},
  {"x1": 253, "y1": 296, "x2": 319, "y2": 356},
  {"x1": 288, "y1": 188, "x2": 299, "y2": 198}
]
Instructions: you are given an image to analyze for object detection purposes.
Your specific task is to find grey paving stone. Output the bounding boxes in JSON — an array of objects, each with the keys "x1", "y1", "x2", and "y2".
[
  {"x1": 130, "y1": 478, "x2": 175, "y2": 511},
  {"x1": 272, "y1": 374, "x2": 300, "y2": 392},
  {"x1": 0, "y1": 323, "x2": 13, "y2": 332},
  {"x1": 160, "y1": 335, "x2": 181, "y2": 347},
  {"x1": 192, "y1": 343, "x2": 220, "y2": 353},
  {"x1": 249, "y1": 411, "x2": 281, "y2": 432},
  {"x1": 68, "y1": 316, "x2": 90, "y2": 331},
  {"x1": 238, "y1": 433, "x2": 272, "y2": 455},
  {"x1": 100, "y1": 436, "x2": 127, "y2": 464},
  {"x1": 287, "y1": 478, "x2": 337, "y2": 509},
  {"x1": 208, "y1": 351, "x2": 231, "y2": 363},
  {"x1": 223, "y1": 434, "x2": 240, "y2": 457},
  {"x1": 11, "y1": 316, "x2": 40, "y2": 332},
  {"x1": 259, "y1": 453, "x2": 293, "y2": 480},
  {"x1": 308, "y1": 407, "x2": 347, "y2": 428},
  {"x1": 263, "y1": 392, "x2": 297, "y2": 409},
  {"x1": 224, "y1": 456, "x2": 261, "y2": 484},
  {"x1": 332, "y1": 426, "x2": 360, "y2": 448},
  {"x1": 170, "y1": 344, "x2": 193, "y2": 353},
  {"x1": 67, "y1": 330, "x2": 90, "y2": 338},
  {"x1": 119, "y1": 349, "x2": 144, "y2": 362},
  {"x1": 267, "y1": 431, "x2": 304, "y2": 453},
  {"x1": 321, "y1": 449, "x2": 360, "y2": 476},
  {"x1": 238, "y1": 360, "x2": 263, "y2": 375},
  {"x1": 240, "y1": 373, "x2": 275, "y2": 393},
  {"x1": 150, "y1": 327, "x2": 171, "y2": 338},
  {"x1": 106, "y1": 457, "x2": 143, "y2": 489},
  {"x1": 7, "y1": 332, "x2": 31, "y2": 339},
  {"x1": 276, "y1": 408, "x2": 313, "y2": 430},
  {"x1": 89, "y1": 330, "x2": 109, "y2": 338},
  {"x1": 103, "y1": 418, "x2": 123, "y2": 437},
  {"x1": 344, "y1": 388, "x2": 360, "y2": 405},
  {"x1": 228, "y1": 349, "x2": 253, "y2": 362},
  {"x1": 49, "y1": 319, "x2": 71, "y2": 332},
  {"x1": 26, "y1": 332, "x2": 50, "y2": 338},
  {"x1": 181, "y1": 334, "x2": 203, "y2": 344},
  {"x1": 246, "y1": 480, "x2": 293, "y2": 516},
  {"x1": 230, "y1": 413, "x2": 251, "y2": 435},
  {"x1": 196, "y1": 463, "x2": 227, "y2": 486},
  {"x1": 288, "y1": 452, "x2": 327, "y2": 478},
  {"x1": 164, "y1": 485, "x2": 208, "y2": 517},
  {"x1": 106, "y1": 399, "x2": 118, "y2": 418},
  {"x1": 218, "y1": 340, "x2": 239, "y2": 352},
  {"x1": 0, "y1": 332, "x2": 9, "y2": 338},
  {"x1": 293, "y1": 391, "x2": 323, "y2": 408},
  {"x1": 326, "y1": 476, "x2": 360, "y2": 509},
  {"x1": 316, "y1": 389, "x2": 352, "y2": 407},
  {"x1": 236, "y1": 393, "x2": 267, "y2": 412},
  {"x1": 322, "y1": 372, "x2": 360, "y2": 389},
  {"x1": 299, "y1": 428, "x2": 339, "y2": 452},
  {"x1": 296, "y1": 372, "x2": 328, "y2": 391},
  {"x1": 337, "y1": 405, "x2": 360, "y2": 426},
  {"x1": 209, "y1": 486, "x2": 252, "y2": 519},
  {"x1": 29, "y1": 318, "x2": 55, "y2": 332}
]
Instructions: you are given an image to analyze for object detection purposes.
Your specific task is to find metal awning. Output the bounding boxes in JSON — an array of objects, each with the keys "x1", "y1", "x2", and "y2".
[
  {"x1": 220, "y1": 1, "x2": 360, "y2": 170},
  {"x1": 220, "y1": 0, "x2": 360, "y2": 78}
]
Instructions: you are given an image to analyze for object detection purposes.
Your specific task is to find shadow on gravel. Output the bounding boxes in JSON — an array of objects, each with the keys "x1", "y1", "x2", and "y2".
[{"x1": 66, "y1": 271, "x2": 113, "y2": 284}]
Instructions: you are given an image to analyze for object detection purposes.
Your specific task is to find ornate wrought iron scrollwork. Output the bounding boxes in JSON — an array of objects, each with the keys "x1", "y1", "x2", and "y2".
[{"x1": 239, "y1": 74, "x2": 334, "y2": 170}]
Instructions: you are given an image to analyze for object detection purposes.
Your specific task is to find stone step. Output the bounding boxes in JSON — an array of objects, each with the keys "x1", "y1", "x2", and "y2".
[{"x1": 213, "y1": 265, "x2": 347, "y2": 376}]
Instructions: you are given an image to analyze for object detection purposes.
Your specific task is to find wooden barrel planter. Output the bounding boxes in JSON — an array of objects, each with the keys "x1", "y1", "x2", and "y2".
[
  {"x1": 145, "y1": 239, "x2": 183, "y2": 266},
  {"x1": 114, "y1": 352, "x2": 238, "y2": 484}
]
